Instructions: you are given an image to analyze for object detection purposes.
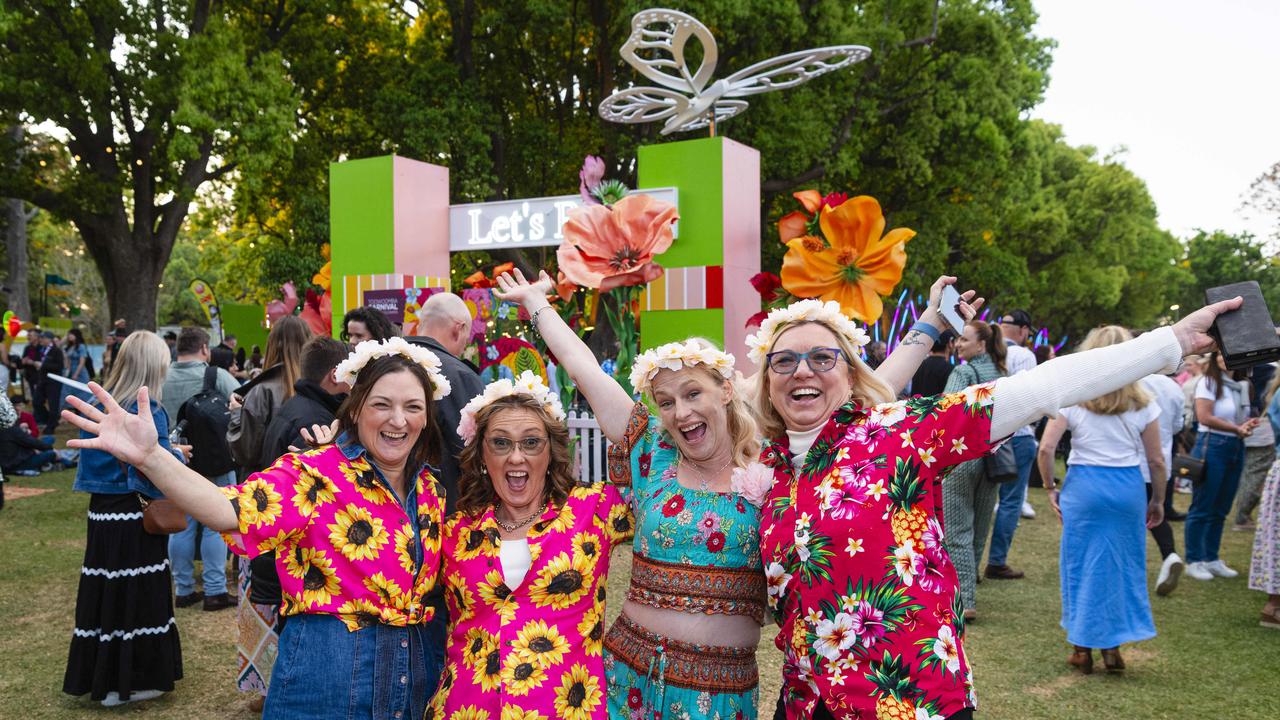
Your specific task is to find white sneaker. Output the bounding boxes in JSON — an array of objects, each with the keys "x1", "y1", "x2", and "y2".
[
  {"x1": 1185, "y1": 561, "x2": 1214, "y2": 581},
  {"x1": 101, "y1": 690, "x2": 164, "y2": 707},
  {"x1": 1021, "y1": 501, "x2": 1036, "y2": 519},
  {"x1": 1206, "y1": 560, "x2": 1239, "y2": 578},
  {"x1": 1155, "y1": 553, "x2": 1184, "y2": 596}
]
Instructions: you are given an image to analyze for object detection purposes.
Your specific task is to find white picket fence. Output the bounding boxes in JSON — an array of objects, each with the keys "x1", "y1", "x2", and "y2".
[{"x1": 566, "y1": 410, "x2": 612, "y2": 484}]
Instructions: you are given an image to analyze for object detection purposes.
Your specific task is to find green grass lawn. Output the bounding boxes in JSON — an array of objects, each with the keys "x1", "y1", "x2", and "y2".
[{"x1": 3, "y1": 468, "x2": 1278, "y2": 719}]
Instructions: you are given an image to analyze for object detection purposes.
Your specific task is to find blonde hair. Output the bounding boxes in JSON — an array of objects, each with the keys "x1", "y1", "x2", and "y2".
[
  {"x1": 263, "y1": 316, "x2": 311, "y2": 402},
  {"x1": 102, "y1": 331, "x2": 171, "y2": 405},
  {"x1": 1078, "y1": 326, "x2": 1152, "y2": 415},
  {"x1": 1265, "y1": 366, "x2": 1280, "y2": 406},
  {"x1": 753, "y1": 320, "x2": 895, "y2": 438},
  {"x1": 646, "y1": 338, "x2": 760, "y2": 468}
]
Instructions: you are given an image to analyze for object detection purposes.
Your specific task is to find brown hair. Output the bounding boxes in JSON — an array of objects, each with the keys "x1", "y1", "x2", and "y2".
[
  {"x1": 335, "y1": 354, "x2": 442, "y2": 472},
  {"x1": 752, "y1": 319, "x2": 895, "y2": 439},
  {"x1": 456, "y1": 395, "x2": 576, "y2": 517},
  {"x1": 967, "y1": 320, "x2": 1007, "y2": 374},
  {"x1": 263, "y1": 316, "x2": 311, "y2": 401},
  {"x1": 1078, "y1": 326, "x2": 1152, "y2": 415}
]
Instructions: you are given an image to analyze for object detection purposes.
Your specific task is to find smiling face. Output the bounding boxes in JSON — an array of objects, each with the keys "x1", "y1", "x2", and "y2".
[
  {"x1": 954, "y1": 324, "x2": 983, "y2": 361},
  {"x1": 649, "y1": 367, "x2": 732, "y2": 463},
  {"x1": 354, "y1": 369, "x2": 428, "y2": 472},
  {"x1": 767, "y1": 322, "x2": 854, "y2": 433},
  {"x1": 481, "y1": 407, "x2": 551, "y2": 517}
]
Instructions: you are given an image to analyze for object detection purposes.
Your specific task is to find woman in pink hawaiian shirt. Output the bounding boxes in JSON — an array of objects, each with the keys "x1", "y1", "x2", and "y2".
[
  {"x1": 63, "y1": 338, "x2": 453, "y2": 720},
  {"x1": 428, "y1": 373, "x2": 633, "y2": 720},
  {"x1": 750, "y1": 297, "x2": 1243, "y2": 720}
]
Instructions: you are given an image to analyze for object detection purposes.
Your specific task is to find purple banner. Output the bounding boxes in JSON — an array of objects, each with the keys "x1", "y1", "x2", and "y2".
[{"x1": 362, "y1": 289, "x2": 406, "y2": 326}]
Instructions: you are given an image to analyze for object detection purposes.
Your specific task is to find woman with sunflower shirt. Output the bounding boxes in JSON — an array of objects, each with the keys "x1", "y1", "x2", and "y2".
[
  {"x1": 62, "y1": 338, "x2": 455, "y2": 720},
  {"x1": 749, "y1": 297, "x2": 1244, "y2": 720},
  {"x1": 427, "y1": 372, "x2": 632, "y2": 720}
]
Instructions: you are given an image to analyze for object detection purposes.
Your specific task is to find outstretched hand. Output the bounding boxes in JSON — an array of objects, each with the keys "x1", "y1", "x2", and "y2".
[
  {"x1": 300, "y1": 420, "x2": 340, "y2": 448},
  {"x1": 494, "y1": 268, "x2": 555, "y2": 309},
  {"x1": 926, "y1": 275, "x2": 985, "y2": 325},
  {"x1": 1171, "y1": 297, "x2": 1243, "y2": 355},
  {"x1": 62, "y1": 383, "x2": 161, "y2": 469}
]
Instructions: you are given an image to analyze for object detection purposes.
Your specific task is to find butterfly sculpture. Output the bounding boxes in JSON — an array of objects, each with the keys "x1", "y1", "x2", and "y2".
[{"x1": 598, "y1": 8, "x2": 872, "y2": 136}]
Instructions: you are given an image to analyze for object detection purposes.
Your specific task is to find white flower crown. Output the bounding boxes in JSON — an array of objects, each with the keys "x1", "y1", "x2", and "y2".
[
  {"x1": 458, "y1": 371, "x2": 567, "y2": 446},
  {"x1": 629, "y1": 340, "x2": 735, "y2": 394},
  {"x1": 745, "y1": 299, "x2": 871, "y2": 366},
  {"x1": 334, "y1": 337, "x2": 452, "y2": 401}
]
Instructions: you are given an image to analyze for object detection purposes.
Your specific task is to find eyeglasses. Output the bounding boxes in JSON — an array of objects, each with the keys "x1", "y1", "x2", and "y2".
[
  {"x1": 484, "y1": 436, "x2": 550, "y2": 456},
  {"x1": 765, "y1": 347, "x2": 846, "y2": 375}
]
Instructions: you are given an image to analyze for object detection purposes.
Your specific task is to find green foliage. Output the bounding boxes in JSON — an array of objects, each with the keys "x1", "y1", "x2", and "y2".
[{"x1": 1176, "y1": 230, "x2": 1280, "y2": 316}]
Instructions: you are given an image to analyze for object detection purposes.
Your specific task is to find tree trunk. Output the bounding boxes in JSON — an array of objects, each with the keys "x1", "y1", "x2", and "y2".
[
  {"x1": 4, "y1": 125, "x2": 32, "y2": 321},
  {"x1": 78, "y1": 215, "x2": 174, "y2": 332}
]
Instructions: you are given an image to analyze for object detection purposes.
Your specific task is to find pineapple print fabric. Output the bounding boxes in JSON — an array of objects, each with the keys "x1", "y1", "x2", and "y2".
[
  {"x1": 428, "y1": 482, "x2": 634, "y2": 719},
  {"x1": 759, "y1": 384, "x2": 1000, "y2": 720},
  {"x1": 219, "y1": 440, "x2": 447, "y2": 631}
]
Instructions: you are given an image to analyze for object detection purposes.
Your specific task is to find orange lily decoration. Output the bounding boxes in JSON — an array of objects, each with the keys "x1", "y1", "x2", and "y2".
[
  {"x1": 464, "y1": 262, "x2": 516, "y2": 289},
  {"x1": 780, "y1": 195, "x2": 914, "y2": 323},
  {"x1": 554, "y1": 271, "x2": 578, "y2": 303},
  {"x1": 311, "y1": 243, "x2": 332, "y2": 292},
  {"x1": 778, "y1": 190, "x2": 823, "y2": 243}
]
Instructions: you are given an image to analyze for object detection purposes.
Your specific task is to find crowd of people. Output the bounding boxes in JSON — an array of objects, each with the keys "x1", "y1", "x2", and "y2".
[{"x1": 21, "y1": 276, "x2": 1276, "y2": 719}]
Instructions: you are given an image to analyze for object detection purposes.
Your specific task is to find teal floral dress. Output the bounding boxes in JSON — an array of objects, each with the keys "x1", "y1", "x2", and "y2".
[{"x1": 603, "y1": 403, "x2": 765, "y2": 720}]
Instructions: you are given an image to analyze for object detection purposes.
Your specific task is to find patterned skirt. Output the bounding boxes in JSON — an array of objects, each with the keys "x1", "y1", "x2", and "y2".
[
  {"x1": 1249, "y1": 456, "x2": 1280, "y2": 595},
  {"x1": 603, "y1": 613, "x2": 758, "y2": 720},
  {"x1": 63, "y1": 493, "x2": 183, "y2": 701},
  {"x1": 235, "y1": 559, "x2": 285, "y2": 696}
]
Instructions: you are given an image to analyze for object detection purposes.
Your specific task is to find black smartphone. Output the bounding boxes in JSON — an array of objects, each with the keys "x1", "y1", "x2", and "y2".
[{"x1": 1205, "y1": 280, "x2": 1280, "y2": 370}]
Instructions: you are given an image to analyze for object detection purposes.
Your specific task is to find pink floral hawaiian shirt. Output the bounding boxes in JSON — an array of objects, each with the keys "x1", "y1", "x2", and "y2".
[
  {"x1": 427, "y1": 482, "x2": 634, "y2": 720},
  {"x1": 760, "y1": 384, "x2": 1000, "y2": 720},
  {"x1": 220, "y1": 442, "x2": 446, "y2": 631}
]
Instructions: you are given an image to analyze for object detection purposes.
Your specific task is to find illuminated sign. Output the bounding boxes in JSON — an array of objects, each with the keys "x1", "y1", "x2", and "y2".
[{"x1": 448, "y1": 187, "x2": 678, "y2": 251}]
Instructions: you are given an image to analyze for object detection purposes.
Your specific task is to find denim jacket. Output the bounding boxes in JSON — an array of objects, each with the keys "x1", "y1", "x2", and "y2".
[{"x1": 72, "y1": 399, "x2": 177, "y2": 497}]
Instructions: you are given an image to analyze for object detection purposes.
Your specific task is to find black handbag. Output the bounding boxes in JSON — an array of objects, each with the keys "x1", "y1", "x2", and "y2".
[
  {"x1": 984, "y1": 441, "x2": 1019, "y2": 483},
  {"x1": 1171, "y1": 433, "x2": 1208, "y2": 487}
]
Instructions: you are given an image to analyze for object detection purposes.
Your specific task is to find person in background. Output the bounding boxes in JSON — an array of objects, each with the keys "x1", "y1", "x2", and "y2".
[
  {"x1": 866, "y1": 339, "x2": 888, "y2": 370},
  {"x1": 1234, "y1": 390, "x2": 1275, "y2": 531},
  {"x1": 216, "y1": 333, "x2": 238, "y2": 356},
  {"x1": 62, "y1": 332, "x2": 184, "y2": 707},
  {"x1": 1141, "y1": 368, "x2": 1186, "y2": 595},
  {"x1": 341, "y1": 305, "x2": 396, "y2": 344},
  {"x1": 0, "y1": 393, "x2": 13, "y2": 510},
  {"x1": 989, "y1": 309, "x2": 1038, "y2": 576},
  {"x1": 0, "y1": 390, "x2": 47, "y2": 476},
  {"x1": 248, "y1": 345, "x2": 263, "y2": 373},
  {"x1": 38, "y1": 331, "x2": 66, "y2": 434},
  {"x1": 1034, "y1": 343, "x2": 1055, "y2": 366},
  {"x1": 1249, "y1": 371, "x2": 1280, "y2": 628},
  {"x1": 226, "y1": 317, "x2": 311, "y2": 473},
  {"x1": 61, "y1": 328, "x2": 93, "y2": 409},
  {"x1": 260, "y1": 336, "x2": 351, "y2": 464},
  {"x1": 404, "y1": 292, "x2": 484, "y2": 509},
  {"x1": 941, "y1": 321, "x2": 1007, "y2": 622},
  {"x1": 1039, "y1": 326, "x2": 1166, "y2": 674},
  {"x1": 0, "y1": 329, "x2": 10, "y2": 395},
  {"x1": 161, "y1": 328, "x2": 241, "y2": 612},
  {"x1": 21, "y1": 328, "x2": 46, "y2": 426},
  {"x1": 910, "y1": 329, "x2": 956, "y2": 397},
  {"x1": 1185, "y1": 352, "x2": 1260, "y2": 581},
  {"x1": 163, "y1": 331, "x2": 178, "y2": 361},
  {"x1": 10, "y1": 395, "x2": 39, "y2": 437}
]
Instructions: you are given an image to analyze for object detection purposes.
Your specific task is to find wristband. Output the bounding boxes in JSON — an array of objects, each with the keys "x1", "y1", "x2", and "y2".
[
  {"x1": 530, "y1": 305, "x2": 555, "y2": 328},
  {"x1": 910, "y1": 320, "x2": 941, "y2": 343}
]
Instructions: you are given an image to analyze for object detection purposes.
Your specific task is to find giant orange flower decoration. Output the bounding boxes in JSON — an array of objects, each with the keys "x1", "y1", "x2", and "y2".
[
  {"x1": 780, "y1": 195, "x2": 914, "y2": 323},
  {"x1": 557, "y1": 193, "x2": 678, "y2": 291}
]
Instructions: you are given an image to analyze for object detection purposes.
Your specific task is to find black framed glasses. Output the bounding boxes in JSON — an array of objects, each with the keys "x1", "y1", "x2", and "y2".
[
  {"x1": 484, "y1": 436, "x2": 550, "y2": 456},
  {"x1": 765, "y1": 347, "x2": 847, "y2": 375}
]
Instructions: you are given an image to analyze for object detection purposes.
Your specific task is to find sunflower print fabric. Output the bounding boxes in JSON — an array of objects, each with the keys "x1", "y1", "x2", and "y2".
[
  {"x1": 428, "y1": 482, "x2": 633, "y2": 720},
  {"x1": 760, "y1": 384, "x2": 1000, "y2": 720},
  {"x1": 219, "y1": 443, "x2": 446, "y2": 631}
]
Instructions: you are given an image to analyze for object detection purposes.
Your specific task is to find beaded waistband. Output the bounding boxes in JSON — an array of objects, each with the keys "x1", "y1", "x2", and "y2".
[
  {"x1": 604, "y1": 613, "x2": 758, "y2": 693},
  {"x1": 625, "y1": 554, "x2": 766, "y2": 623}
]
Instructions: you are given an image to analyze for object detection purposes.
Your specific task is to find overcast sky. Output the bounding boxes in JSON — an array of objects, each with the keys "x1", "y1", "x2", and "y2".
[{"x1": 1031, "y1": 0, "x2": 1280, "y2": 243}]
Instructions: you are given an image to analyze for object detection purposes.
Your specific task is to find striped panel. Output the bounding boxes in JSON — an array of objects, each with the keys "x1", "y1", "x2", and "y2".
[
  {"x1": 638, "y1": 266, "x2": 723, "y2": 311},
  {"x1": 339, "y1": 274, "x2": 450, "y2": 315}
]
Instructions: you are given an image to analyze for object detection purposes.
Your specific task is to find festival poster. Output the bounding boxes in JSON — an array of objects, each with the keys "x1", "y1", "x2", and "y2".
[{"x1": 364, "y1": 288, "x2": 407, "y2": 328}]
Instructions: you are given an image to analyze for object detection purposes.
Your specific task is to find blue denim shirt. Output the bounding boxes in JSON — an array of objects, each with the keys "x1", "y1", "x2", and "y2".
[
  {"x1": 72, "y1": 400, "x2": 177, "y2": 497},
  {"x1": 1269, "y1": 391, "x2": 1280, "y2": 454},
  {"x1": 334, "y1": 431, "x2": 431, "y2": 567}
]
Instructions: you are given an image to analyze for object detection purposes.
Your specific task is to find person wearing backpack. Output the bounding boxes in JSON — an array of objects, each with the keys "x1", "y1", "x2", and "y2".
[{"x1": 161, "y1": 327, "x2": 241, "y2": 611}]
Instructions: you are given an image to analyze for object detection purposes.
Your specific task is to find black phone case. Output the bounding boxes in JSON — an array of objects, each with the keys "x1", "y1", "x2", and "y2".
[{"x1": 1205, "y1": 280, "x2": 1280, "y2": 370}]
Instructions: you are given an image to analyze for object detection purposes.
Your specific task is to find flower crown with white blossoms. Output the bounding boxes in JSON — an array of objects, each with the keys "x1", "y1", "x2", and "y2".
[
  {"x1": 334, "y1": 337, "x2": 452, "y2": 401},
  {"x1": 745, "y1": 299, "x2": 871, "y2": 366},
  {"x1": 629, "y1": 340, "x2": 736, "y2": 394},
  {"x1": 458, "y1": 371, "x2": 567, "y2": 446}
]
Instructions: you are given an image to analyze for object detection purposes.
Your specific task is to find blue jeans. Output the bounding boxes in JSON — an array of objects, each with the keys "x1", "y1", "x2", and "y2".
[
  {"x1": 169, "y1": 470, "x2": 236, "y2": 596},
  {"x1": 1184, "y1": 432, "x2": 1244, "y2": 563},
  {"x1": 989, "y1": 434, "x2": 1036, "y2": 565},
  {"x1": 265, "y1": 613, "x2": 446, "y2": 719},
  {"x1": 10, "y1": 448, "x2": 57, "y2": 473}
]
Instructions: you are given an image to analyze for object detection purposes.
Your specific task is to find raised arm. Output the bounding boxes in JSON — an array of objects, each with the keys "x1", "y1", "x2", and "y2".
[
  {"x1": 988, "y1": 297, "x2": 1244, "y2": 443},
  {"x1": 875, "y1": 276, "x2": 983, "y2": 394},
  {"x1": 63, "y1": 384, "x2": 237, "y2": 532},
  {"x1": 494, "y1": 269, "x2": 635, "y2": 442}
]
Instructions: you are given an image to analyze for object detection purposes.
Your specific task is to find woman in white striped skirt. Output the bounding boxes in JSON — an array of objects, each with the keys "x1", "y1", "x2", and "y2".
[{"x1": 63, "y1": 332, "x2": 185, "y2": 706}]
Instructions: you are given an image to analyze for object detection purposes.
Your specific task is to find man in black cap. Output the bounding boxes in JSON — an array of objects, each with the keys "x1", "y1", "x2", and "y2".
[{"x1": 985, "y1": 309, "x2": 1038, "y2": 580}]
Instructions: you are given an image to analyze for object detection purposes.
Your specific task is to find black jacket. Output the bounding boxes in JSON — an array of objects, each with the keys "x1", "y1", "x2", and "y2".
[
  {"x1": 259, "y1": 379, "x2": 346, "y2": 469},
  {"x1": 404, "y1": 336, "x2": 483, "y2": 513},
  {"x1": 39, "y1": 344, "x2": 64, "y2": 380},
  {"x1": 0, "y1": 425, "x2": 50, "y2": 469}
]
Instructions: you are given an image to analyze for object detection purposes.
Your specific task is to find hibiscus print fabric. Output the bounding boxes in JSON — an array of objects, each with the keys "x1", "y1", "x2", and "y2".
[
  {"x1": 428, "y1": 483, "x2": 633, "y2": 720},
  {"x1": 220, "y1": 443, "x2": 446, "y2": 631},
  {"x1": 760, "y1": 384, "x2": 1000, "y2": 720}
]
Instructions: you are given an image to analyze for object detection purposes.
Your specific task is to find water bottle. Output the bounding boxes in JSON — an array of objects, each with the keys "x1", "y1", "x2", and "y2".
[{"x1": 169, "y1": 419, "x2": 188, "y2": 446}]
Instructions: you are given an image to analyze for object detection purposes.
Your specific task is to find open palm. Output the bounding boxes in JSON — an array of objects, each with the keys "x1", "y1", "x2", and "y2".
[
  {"x1": 63, "y1": 383, "x2": 161, "y2": 468},
  {"x1": 494, "y1": 268, "x2": 555, "y2": 307}
]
